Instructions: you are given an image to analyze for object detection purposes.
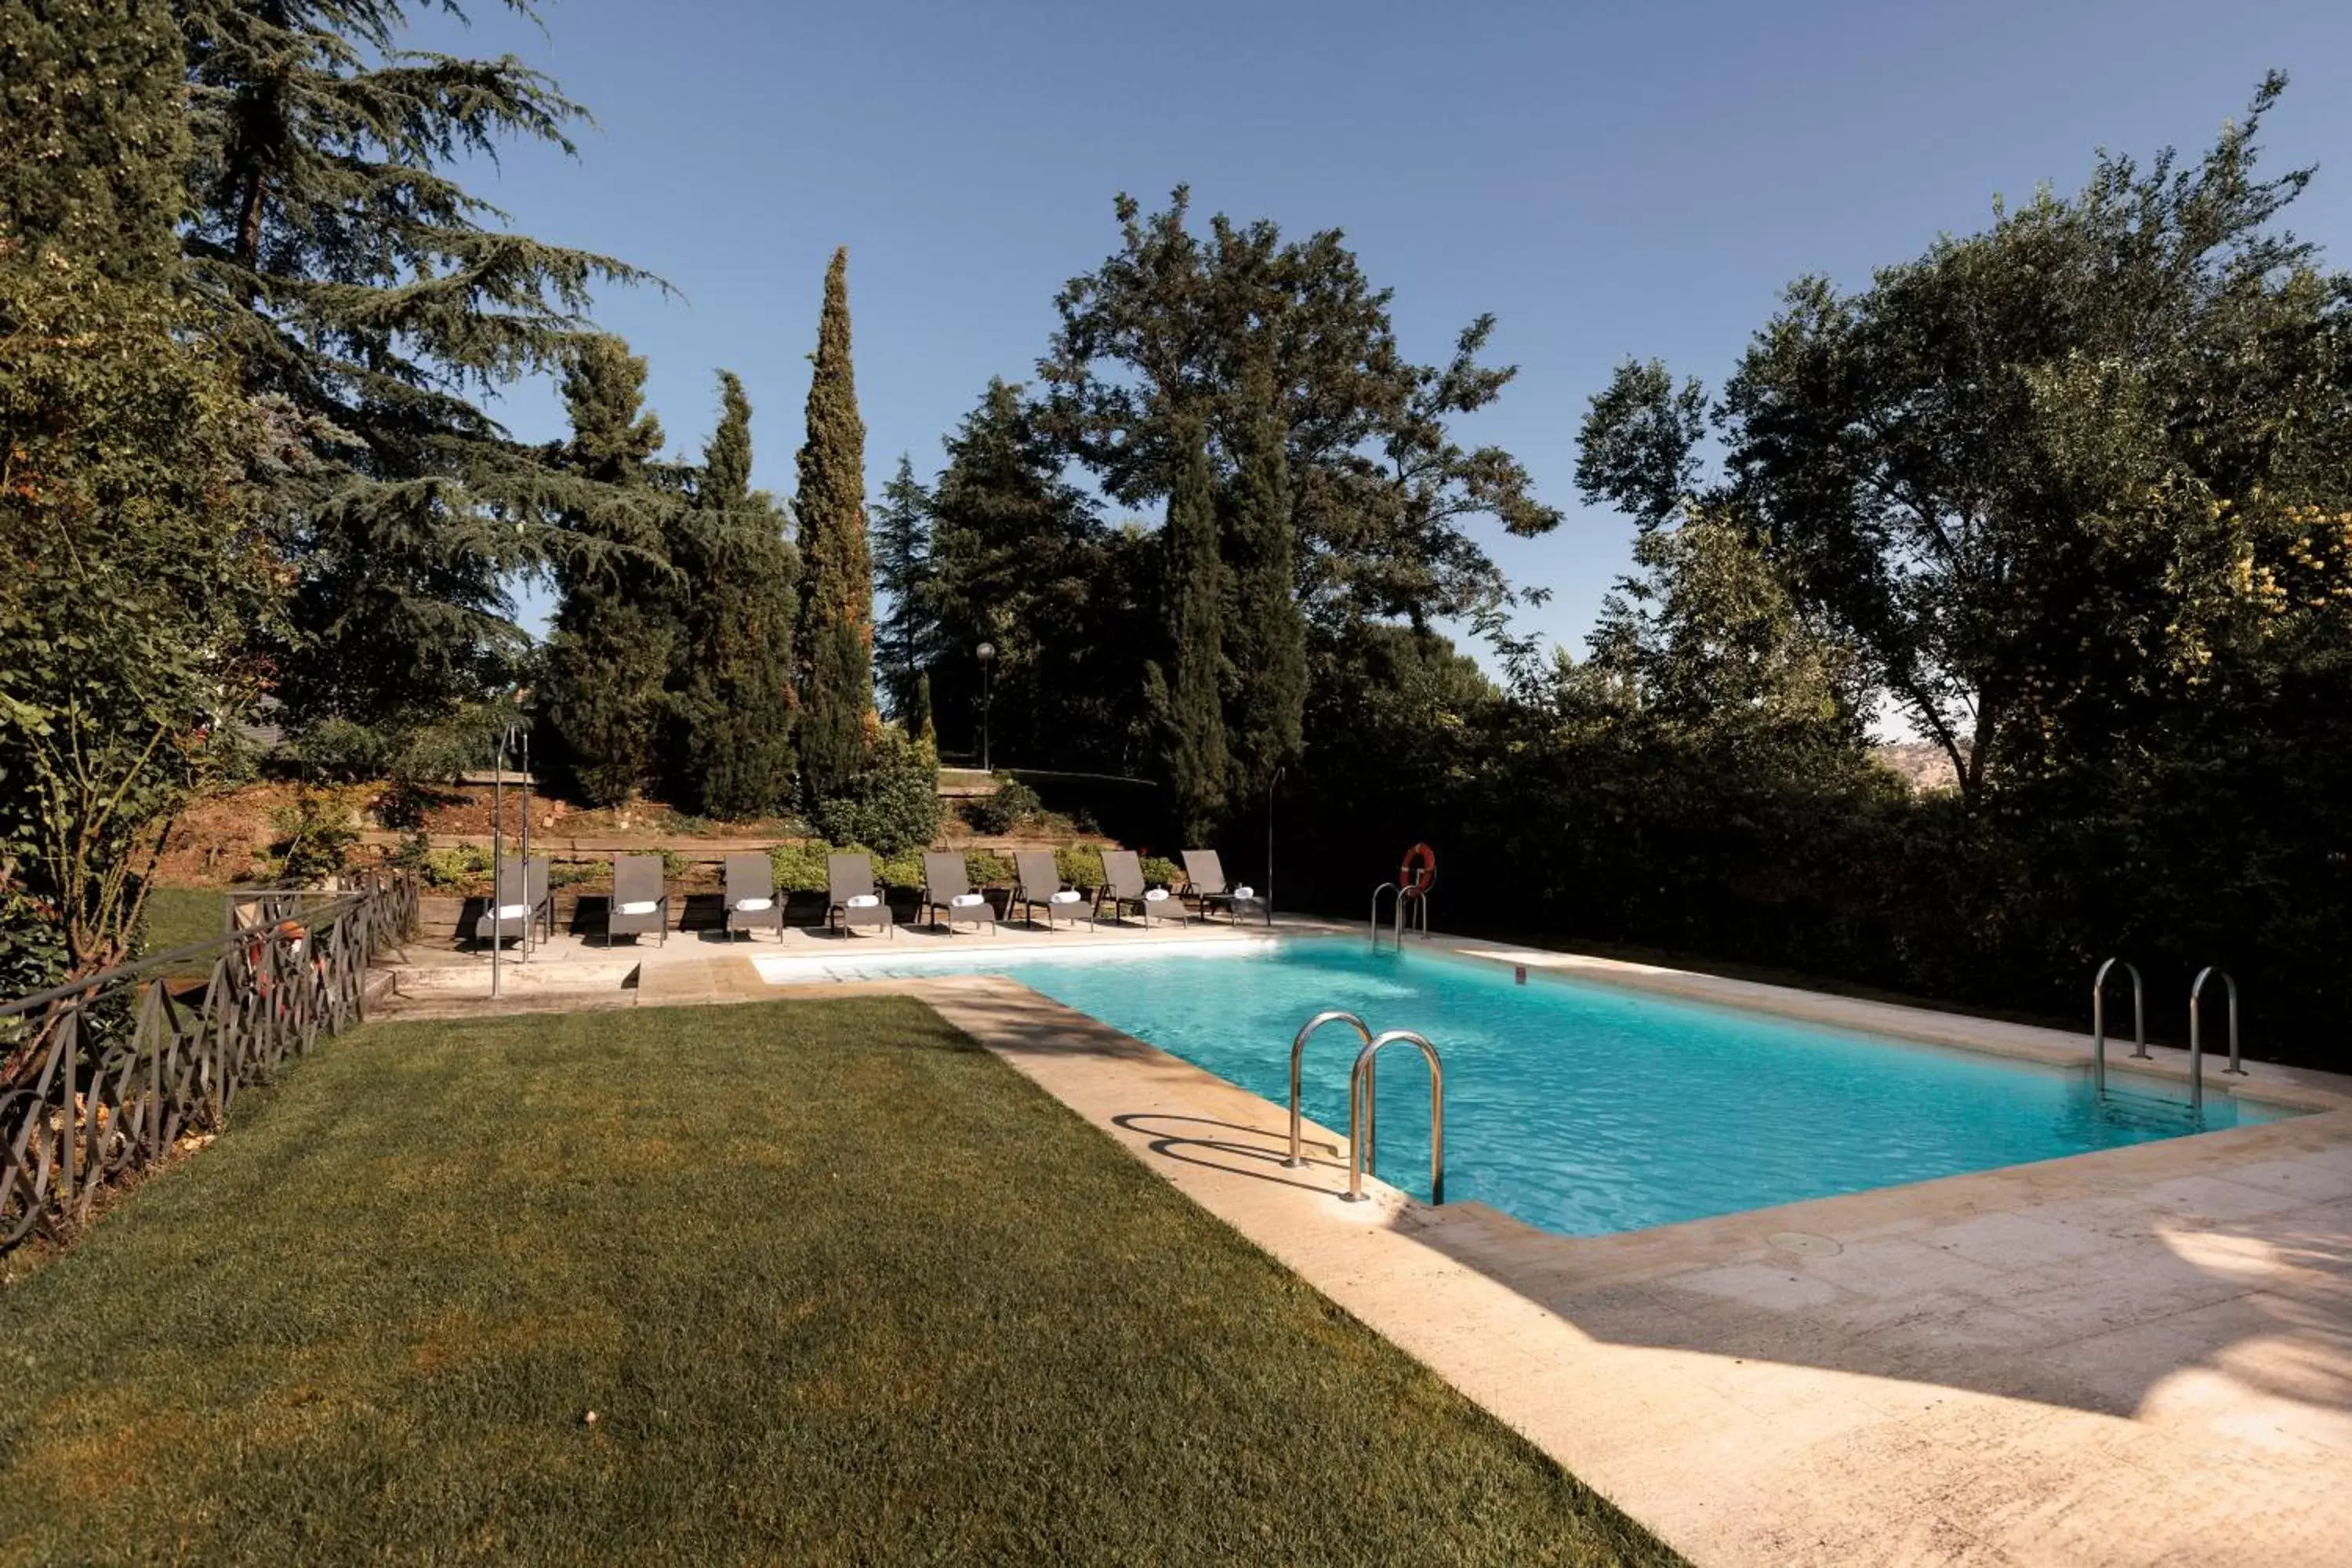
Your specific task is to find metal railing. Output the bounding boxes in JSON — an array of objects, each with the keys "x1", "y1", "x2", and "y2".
[
  {"x1": 1345, "y1": 1029, "x2": 1445, "y2": 1206},
  {"x1": 0, "y1": 869, "x2": 418, "y2": 1250},
  {"x1": 2091, "y1": 956, "x2": 2147, "y2": 1094},
  {"x1": 2187, "y1": 966, "x2": 2242, "y2": 1115},
  {"x1": 1283, "y1": 1011, "x2": 1373, "y2": 1168},
  {"x1": 1368, "y1": 884, "x2": 1430, "y2": 953}
]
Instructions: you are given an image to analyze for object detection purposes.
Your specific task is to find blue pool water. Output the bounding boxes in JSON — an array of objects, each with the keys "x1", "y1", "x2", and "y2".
[{"x1": 823, "y1": 937, "x2": 2294, "y2": 1236}]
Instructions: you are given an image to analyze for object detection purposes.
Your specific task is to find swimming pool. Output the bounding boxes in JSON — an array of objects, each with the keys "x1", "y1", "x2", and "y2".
[{"x1": 775, "y1": 936, "x2": 2296, "y2": 1236}]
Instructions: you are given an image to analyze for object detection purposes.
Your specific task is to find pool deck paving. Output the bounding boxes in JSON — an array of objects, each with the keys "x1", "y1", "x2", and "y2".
[{"x1": 376, "y1": 921, "x2": 2352, "y2": 1566}]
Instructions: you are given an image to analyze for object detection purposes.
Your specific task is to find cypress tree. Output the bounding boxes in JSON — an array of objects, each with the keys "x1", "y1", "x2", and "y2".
[
  {"x1": 793, "y1": 247, "x2": 874, "y2": 801},
  {"x1": 669, "y1": 372, "x2": 800, "y2": 818},
  {"x1": 542, "y1": 336, "x2": 674, "y2": 806},
  {"x1": 1222, "y1": 349, "x2": 1307, "y2": 797},
  {"x1": 872, "y1": 455, "x2": 936, "y2": 725},
  {"x1": 1152, "y1": 417, "x2": 1231, "y2": 841}
]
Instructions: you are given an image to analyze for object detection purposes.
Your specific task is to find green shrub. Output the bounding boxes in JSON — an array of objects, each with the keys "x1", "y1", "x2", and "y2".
[
  {"x1": 389, "y1": 826, "x2": 433, "y2": 873},
  {"x1": 808, "y1": 726, "x2": 941, "y2": 855},
  {"x1": 270, "y1": 787, "x2": 362, "y2": 887},
  {"x1": 419, "y1": 844, "x2": 491, "y2": 890},
  {"x1": 1142, "y1": 855, "x2": 1182, "y2": 889},
  {"x1": 548, "y1": 860, "x2": 602, "y2": 890},
  {"x1": 873, "y1": 848, "x2": 925, "y2": 891},
  {"x1": 960, "y1": 777, "x2": 1042, "y2": 836},
  {"x1": 771, "y1": 841, "x2": 832, "y2": 893},
  {"x1": 964, "y1": 850, "x2": 1014, "y2": 887},
  {"x1": 1054, "y1": 846, "x2": 1104, "y2": 891}
]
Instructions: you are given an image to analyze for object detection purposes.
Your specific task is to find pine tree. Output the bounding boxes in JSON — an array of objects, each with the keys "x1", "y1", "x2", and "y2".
[
  {"x1": 1222, "y1": 349, "x2": 1307, "y2": 797},
  {"x1": 542, "y1": 337, "x2": 674, "y2": 806},
  {"x1": 669, "y1": 372, "x2": 800, "y2": 818},
  {"x1": 872, "y1": 455, "x2": 935, "y2": 724},
  {"x1": 793, "y1": 247, "x2": 874, "y2": 800},
  {"x1": 176, "y1": 0, "x2": 659, "y2": 756},
  {"x1": 1152, "y1": 417, "x2": 1230, "y2": 841}
]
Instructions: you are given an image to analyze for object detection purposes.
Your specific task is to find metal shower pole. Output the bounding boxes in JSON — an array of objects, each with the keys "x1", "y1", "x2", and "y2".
[{"x1": 1265, "y1": 766, "x2": 1283, "y2": 928}]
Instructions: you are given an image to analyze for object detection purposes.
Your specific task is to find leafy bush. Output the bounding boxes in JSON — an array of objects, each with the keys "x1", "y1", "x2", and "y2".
[
  {"x1": 1054, "y1": 846, "x2": 1104, "y2": 891},
  {"x1": 960, "y1": 777, "x2": 1042, "y2": 836},
  {"x1": 873, "y1": 848, "x2": 926, "y2": 891},
  {"x1": 964, "y1": 850, "x2": 1015, "y2": 887},
  {"x1": 771, "y1": 840, "x2": 924, "y2": 895},
  {"x1": 269, "y1": 787, "x2": 362, "y2": 887},
  {"x1": 770, "y1": 841, "x2": 831, "y2": 893},
  {"x1": 419, "y1": 844, "x2": 491, "y2": 890},
  {"x1": 808, "y1": 727, "x2": 941, "y2": 855},
  {"x1": 1142, "y1": 855, "x2": 1182, "y2": 889},
  {"x1": 548, "y1": 860, "x2": 602, "y2": 890}
]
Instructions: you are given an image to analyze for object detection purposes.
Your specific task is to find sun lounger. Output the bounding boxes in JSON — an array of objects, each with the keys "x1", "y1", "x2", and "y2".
[{"x1": 828, "y1": 852, "x2": 895, "y2": 938}]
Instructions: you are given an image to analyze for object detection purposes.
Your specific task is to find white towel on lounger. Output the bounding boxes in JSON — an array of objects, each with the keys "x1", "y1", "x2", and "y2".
[
  {"x1": 950, "y1": 892, "x2": 985, "y2": 908},
  {"x1": 1050, "y1": 889, "x2": 1082, "y2": 904},
  {"x1": 846, "y1": 894, "x2": 880, "y2": 909},
  {"x1": 735, "y1": 897, "x2": 773, "y2": 913},
  {"x1": 1143, "y1": 888, "x2": 1170, "y2": 902},
  {"x1": 1232, "y1": 885, "x2": 1254, "y2": 898},
  {"x1": 495, "y1": 902, "x2": 529, "y2": 919},
  {"x1": 616, "y1": 900, "x2": 659, "y2": 916}
]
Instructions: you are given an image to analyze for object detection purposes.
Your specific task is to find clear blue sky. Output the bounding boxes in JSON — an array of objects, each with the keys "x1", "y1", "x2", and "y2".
[{"x1": 416, "y1": 0, "x2": 2352, "y2": 666}]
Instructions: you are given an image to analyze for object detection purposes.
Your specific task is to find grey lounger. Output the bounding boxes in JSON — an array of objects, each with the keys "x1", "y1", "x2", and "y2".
[
  {"x1": 1096, "y1": 848, "x2": 1185, "y2": 928},
  {"x1": 606, "y1": 854, "x2": 670, "y2": 946},
  {"x1": 474, "y1": 855, "x2": 554, "y2": 947},
  {"x1": 1011, "y1": 850, "x2": 1090, "y2": 931},
  {"x1": 724, "y1": 852, "x2": 783, "y2": 941},
  {"x1": 1180, "y1": 848, "x2": 1249, "y2": 923},
  {"x1": 920, "y1": 851, "x2": 996, "y2": 935},
  {"x1": 828, "y1": 852, "x2": 895, "y2": 938}
]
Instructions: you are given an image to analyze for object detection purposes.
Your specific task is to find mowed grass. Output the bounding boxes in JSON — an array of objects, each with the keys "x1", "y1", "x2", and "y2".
[
  {"x1": 0, "y1": 999, "x2": 1678, "y2": 1566},
  {"x1": 139, "y1": 884, "x2": 226, "y2": 968}
]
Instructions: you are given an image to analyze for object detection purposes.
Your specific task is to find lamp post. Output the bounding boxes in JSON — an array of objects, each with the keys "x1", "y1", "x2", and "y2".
[{"x1": 976, "y1": 641, "x2": 996, "y2": 773}]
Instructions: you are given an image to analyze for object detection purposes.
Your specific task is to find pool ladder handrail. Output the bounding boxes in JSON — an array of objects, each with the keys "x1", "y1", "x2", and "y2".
[
  {"x1": 1284, "y1": 1011, "x2": 1373, "y2": 1168},
  {"x1": 2091, "y1": 956, "x2": 2147, "y2": 1094},
  {"x1": 1368, "y1": 883, "x2": 1429, "y2": 952},
  {"x1": 2188, "y1": 965, "x2": 2245, "y2": 1116},
  {"x1": 1345, "y1": 1030, "x2": 1445, "y2": 1206}
]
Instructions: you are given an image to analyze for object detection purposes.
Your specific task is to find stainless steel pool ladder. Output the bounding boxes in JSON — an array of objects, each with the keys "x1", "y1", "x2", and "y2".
[
  {"x1": 1282, "y1": 1011, "x2": 1446, "y2": 1206},
  {"x1": 1347, "y1": 1031, "x2": 1444, "y2": 1205},
  {"x1": 2091, "y1": 956, "x2": 2147, "y2": 1094},
  {"x1": 1368, "y1": 884, "x2": 1428, "y2": 951},
  {"x1": 1285, "y1": 1011, "x2": 1373, "y2": 1167},
  {"x1": 2187, "y1": 965, "x2": 2245, "y2": 1116}
]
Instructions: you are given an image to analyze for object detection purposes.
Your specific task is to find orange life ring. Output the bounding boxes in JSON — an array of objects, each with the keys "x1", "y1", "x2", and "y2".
[{"x1": 1399, "y1": 843, "x2": 1436, "y2": 896}]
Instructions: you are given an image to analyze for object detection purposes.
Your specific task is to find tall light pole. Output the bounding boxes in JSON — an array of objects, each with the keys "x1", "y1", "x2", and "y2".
[{"x1": 976, "y1": 641, "x2": 996, "y2": 773}]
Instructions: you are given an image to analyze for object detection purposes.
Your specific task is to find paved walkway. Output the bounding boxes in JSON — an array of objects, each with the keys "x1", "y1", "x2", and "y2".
[{"x1": 372, "y1": 931, "x2": 2352, "y2": 1564}]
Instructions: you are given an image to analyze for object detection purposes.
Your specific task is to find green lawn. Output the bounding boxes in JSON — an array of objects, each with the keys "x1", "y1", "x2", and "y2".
[
  {"x1": 138, "y1": 884, "x2": 225, "y2": 963},
  {"x1": 0, "y1": 999, "x2": 1677, "y2": 1566}
]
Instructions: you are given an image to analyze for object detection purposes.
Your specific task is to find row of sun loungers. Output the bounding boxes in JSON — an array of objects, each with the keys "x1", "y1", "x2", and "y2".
[{"x1": 476, "y1": 848, "x2": 1255, "y2": 947}]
